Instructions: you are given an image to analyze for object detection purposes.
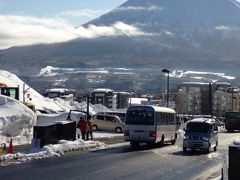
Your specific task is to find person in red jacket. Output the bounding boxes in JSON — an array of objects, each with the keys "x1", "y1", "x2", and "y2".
[{"x1": 77, "y1": 117, "x2": 87, "y2": 140}]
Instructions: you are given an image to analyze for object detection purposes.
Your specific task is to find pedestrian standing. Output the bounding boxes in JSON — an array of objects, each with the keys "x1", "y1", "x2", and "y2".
[
  {"x1": 76, "y1": 117, "x2": 81, "y2": 139},
  {"x1": 86, "y1": 119, "x2": 93, "y2": 140},
  {"x1": 77, "y1": 117, "x2": 87, "y2": 140}
]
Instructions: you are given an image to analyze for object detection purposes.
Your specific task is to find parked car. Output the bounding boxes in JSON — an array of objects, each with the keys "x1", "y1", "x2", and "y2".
[
  {"x1": 91, "y1": 113, "x2": 124, "y2": 133},
  {"x1": 183, "y1": 118, "x2": 218, "y2": 153}
]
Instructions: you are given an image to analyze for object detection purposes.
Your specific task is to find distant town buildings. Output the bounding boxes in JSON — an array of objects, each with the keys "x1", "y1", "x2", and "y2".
[
  {"x1": 90, "y1": 89, "x2": 157, "y2": 109},
  {"x1": 176, "y1": 82, "x2": 240, "y2": 116},
  {"x1": 44, "y1": 81, "x2": 240, "y2": 116}
]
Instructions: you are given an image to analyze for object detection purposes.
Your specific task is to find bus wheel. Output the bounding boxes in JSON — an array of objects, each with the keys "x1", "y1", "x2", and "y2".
[
  {"x1": 183, "y1": 147, "x2": 187, "y2": 153},
  {"x1": 171, "y1": 133, "x2": 177, "y2": 145},
  {"x1": 206, "y1": 143, "x2": 211, "y2": 153},
  {"x1": 171, "y1": 139, "x2": 176, "y2": 145},
  {"x1": 146, "y1": 142, "x2": 155, "y2": 147},
  {"x1": 159, "y1": 135, "x2": 164, "y2": 146},
  {"x1": 130, "y1": 141, "x2": 139, "y2": 148},
  {"x1": 93, "y1": 125, "x2": 98, "y2": 131},
  {"x1": 115, "y1": 127, "x2": 122, "y2": 133}
]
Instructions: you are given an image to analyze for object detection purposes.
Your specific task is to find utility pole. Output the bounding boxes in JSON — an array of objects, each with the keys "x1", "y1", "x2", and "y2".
[
  {"x1": 209, "y1": 82, "x2": 212, "y2": 117},
  {"x1": 86, "y1": 95, "x2": 90, "y2": 119},
  {"x1": 162, "y1": 69, "x2": 170, "y2": 107},
  {"x1": 23, "y1": 83, "x2": 25, "y2": 103},
  {"x1": 129, "y1": 80, "x2": 133, "y2": 107}
]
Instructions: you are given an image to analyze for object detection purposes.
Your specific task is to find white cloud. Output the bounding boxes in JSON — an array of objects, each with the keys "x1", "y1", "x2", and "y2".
[
  {"x1": 0, "y1": 15, "x2": 152, "y2": 50},
  {"x1": 215, "y1": 25, "x2": 230, "y2": 31},
  {"x1": 164, "y1": 31, "x2": 174, "y2": 36},
  {"x1": 59, "y1": 9, "x2": 108, "y2": 19},
  {"x1": 78, "y1": 21, "x2": 153, "y2": 38},
  {"x1": 114, "y1": 5, "x2": 163, "y2": 12},
  {"x1": 231, "y1": 0, "x2": 240, "y2": 7}
]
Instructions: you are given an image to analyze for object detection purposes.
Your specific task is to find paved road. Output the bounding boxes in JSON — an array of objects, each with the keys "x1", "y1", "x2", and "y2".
[{"x1": 0, "y1": 131, "x2": 238, "y2": 180}]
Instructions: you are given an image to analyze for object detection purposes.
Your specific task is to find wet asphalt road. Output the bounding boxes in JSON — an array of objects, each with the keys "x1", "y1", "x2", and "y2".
[{"x1": 0, "y1": 131, "x2": 238, "y2": 180}]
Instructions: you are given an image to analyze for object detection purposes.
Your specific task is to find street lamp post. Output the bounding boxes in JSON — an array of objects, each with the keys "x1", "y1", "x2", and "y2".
[{"x1": 162, "y1": 69, "x2": 170, "y2": 107}]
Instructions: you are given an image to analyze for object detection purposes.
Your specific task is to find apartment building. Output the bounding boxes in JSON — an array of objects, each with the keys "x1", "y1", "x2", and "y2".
[
  {"x1": 176, "y1": 82, "x2": 235, "y2": 116},
  {"x1": 90, "y1": 89, "x2": 130, "y2": 109},
  {"x1": 90, "y1": 88, "x2": 115, "y2": 109}
]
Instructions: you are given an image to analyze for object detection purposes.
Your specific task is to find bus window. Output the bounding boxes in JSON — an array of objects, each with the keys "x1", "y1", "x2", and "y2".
[
  {"x1": 126, "y1": 110, "x2": 154, "y2": 125},
  {"x1": 156, "y1": 112, "x2": 163, "y2": 125},
  {"x1": 160, "y1": 113, "x2": 168, "y2": 125},
  {"x1": 168, "y1": 113, "x2": 175, "y2": 124}
]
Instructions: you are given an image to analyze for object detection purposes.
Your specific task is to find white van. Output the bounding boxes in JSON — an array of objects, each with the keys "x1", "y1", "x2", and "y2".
[
  {"x1": 183, "y1": 118, "x2": 218, "y2": 153},
  {"x1": 91, "y1": 113, "x2": 124, "y2": 133},
  {"x1": 124, "y1": 105, "x2": 178, "y2": 147}
]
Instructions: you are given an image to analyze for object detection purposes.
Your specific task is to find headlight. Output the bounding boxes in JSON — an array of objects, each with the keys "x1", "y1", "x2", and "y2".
[
  {"x1": 184, "y1": 135, "x2": 189, "y2": 139},
  {"x1": 202, "y1": 137, "x2": 209, "y2": 141}
]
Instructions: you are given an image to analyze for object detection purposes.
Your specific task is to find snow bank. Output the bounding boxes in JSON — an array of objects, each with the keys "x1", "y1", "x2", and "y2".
[
  {"x1": 69, "y1": 101, "x2": 110, "y2": 115},
  {"x1": 0, "y1": 95, "x2": 37, "y2": 145},
  {"x1": 36, "y1": 112, "x2": 70, "y2": 125},
  {"x1": 0, "y1": 139, "x2": 107, "y2": 162}
]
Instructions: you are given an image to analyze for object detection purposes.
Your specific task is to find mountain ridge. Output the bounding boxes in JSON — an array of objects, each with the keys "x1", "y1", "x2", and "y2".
[{"x1": 1, "y1": 0, "x2": 240, "y2": 92}]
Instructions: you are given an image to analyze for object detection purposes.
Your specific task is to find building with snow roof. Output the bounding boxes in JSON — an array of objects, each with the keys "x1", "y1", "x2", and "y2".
[
  {"x1": 90, "y1": 88, "x2": 115, "y2": 109},
  {"x1": 90, "y1": 89, "x2": 130, "y2": 109}
]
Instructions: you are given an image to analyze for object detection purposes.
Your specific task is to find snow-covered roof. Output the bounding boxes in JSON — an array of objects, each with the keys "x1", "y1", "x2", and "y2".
[
  {"x1": 215, "y1": 82, "x2": 231, "y2": 86},
  {"x1": 181, "y1": 82, "x2": 209, "y2": 85},
  {"x1": 127, "y1": 105, "x2": 176, "y2": 113},
  {"x1": 46, "y1": 88, "x2": 75, "y2": 93},
  {"x1": 114, "y1": 91, "x2": 129, "y2": 95},
  {"x1": 188, "y1": 118, "x2": 215, "y2": 124},
  {"x1": 93, "y1": 88, "x2": 113, "y2": 93},
  {"x1": 128, "y1": 97, "x2": 148, "y2": 105}
]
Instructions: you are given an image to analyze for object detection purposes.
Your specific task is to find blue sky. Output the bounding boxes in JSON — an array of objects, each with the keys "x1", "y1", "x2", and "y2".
[{"x1": 0, "y1": 0, "x2": 126, "y2": 25}]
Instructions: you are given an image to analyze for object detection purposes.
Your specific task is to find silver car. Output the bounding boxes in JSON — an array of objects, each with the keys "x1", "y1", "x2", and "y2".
[
  {"x1": 183, "y1": 118, "x2": 218, "y2": 153},
  {"x1": 91, "y1": 113, "x2": 124, "y2": 133}
]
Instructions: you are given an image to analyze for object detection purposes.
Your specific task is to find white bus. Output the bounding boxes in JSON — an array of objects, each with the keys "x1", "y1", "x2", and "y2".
[{"x1": 124, "y1": 105, "x2": 178, "y2": 147}]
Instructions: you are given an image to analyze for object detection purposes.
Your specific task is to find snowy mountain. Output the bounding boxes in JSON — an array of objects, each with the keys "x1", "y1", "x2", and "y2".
[
  {"x1": 91, "y1": 0, "x2": 240, "y2": 28},
  {"x1": 1, "y1": 0, "x2": 240, "y2": 92}
]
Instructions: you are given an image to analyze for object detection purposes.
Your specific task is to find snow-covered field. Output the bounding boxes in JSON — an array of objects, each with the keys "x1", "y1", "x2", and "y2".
[
  {"x1": 0, "y1": 70, "x2": 115, "y2": 146},
  {"x1": 0, "y1": 70, "x2": 126, "y2": 163}
]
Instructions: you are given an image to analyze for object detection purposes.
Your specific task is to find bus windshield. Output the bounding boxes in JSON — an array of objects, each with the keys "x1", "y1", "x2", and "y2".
[{"x1": 125, "y1": 110, "x2": 154, "y2": 125}]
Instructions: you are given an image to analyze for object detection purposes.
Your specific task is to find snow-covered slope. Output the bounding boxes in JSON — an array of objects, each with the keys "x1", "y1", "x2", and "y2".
[
  {"x1": 92, "y1": 0, "x2": 240, "y2": 28},
  {"x1": 0, "y1": 70, "x2": 70, "y2": 113}
]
